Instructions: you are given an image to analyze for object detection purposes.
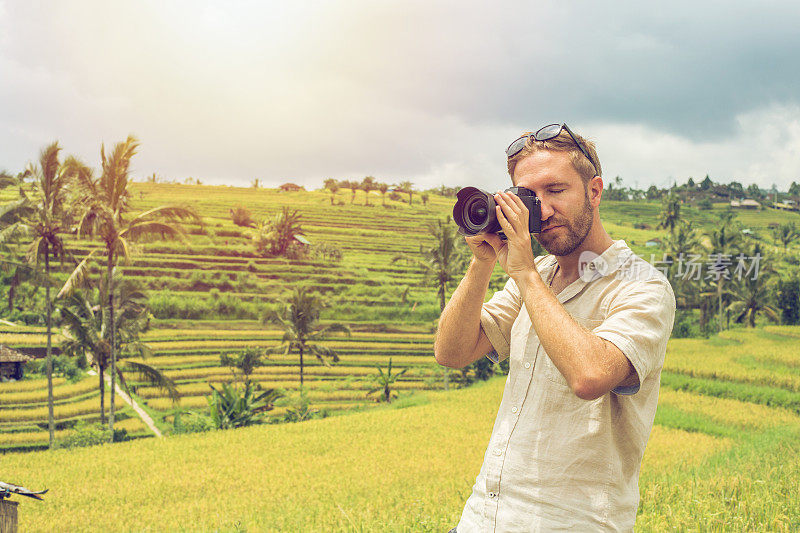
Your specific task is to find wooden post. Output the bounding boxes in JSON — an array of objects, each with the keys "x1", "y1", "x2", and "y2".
[{"x1": 0, "y1": 499, "x2": 18, "y2": 533}]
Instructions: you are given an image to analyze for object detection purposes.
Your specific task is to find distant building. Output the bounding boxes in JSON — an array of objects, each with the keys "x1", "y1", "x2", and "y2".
[
  {"x1": 0, "y1": 345, "x2": 33, "y2": 381},
  {"x1": 278, "y1": 183, "x2": 305, "y2": 192},
  {"x1": 731, "y1": 199, "x2": 760, "y2": 209}
]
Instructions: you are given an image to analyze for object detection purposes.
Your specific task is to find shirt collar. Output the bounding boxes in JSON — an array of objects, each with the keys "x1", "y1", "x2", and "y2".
[{"x1": 543, "y1": 239, "x2": 632, "y2": 283}]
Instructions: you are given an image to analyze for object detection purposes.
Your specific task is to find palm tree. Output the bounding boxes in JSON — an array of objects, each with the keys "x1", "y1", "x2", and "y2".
[
  {"x1": 360, "y1": 176, "x2": 377, "y2": 206},
  {"x1": 252, "y1": 207, "x2": 304, "y2": 257},
  {"x1": 397, "y1": 181, "x2": 414, "y2": 205},
  {"x1": 392, "y1": 218, "x2": 466, "y2": 313},
  {"x1": 15, "y1": 142, "x2": 89, "y2": 448},
  {"x1": 726, "y1": 243, "x2": 780, "y2": 327},
  {"x1": 367, "y1": 358, "x2": 408, "y2": 403},
  {"x1": 392, "y1": 218, "x2": 466, "y2": 389},
  {"x1": 59, "y1": 276, "x2": 179, "y2": 423},
  {"x1": 0, "y1": 173, "x2": 35, "y2": 314},
  {"x1": 264, "y1": 286, "x2": 350, "y2": 391},
  {"x1": 772, "y1": 222, "x2": 798, "y2": 252},
  {"x1": 662, "y1": 220, "x2": 703, "y2": 311},
  {"x1": 657, "y1": 192, "x2": 681, "y2": 234},
  {"x1": 705, "y1": 211, "x2": 742, "y2": 334},
  {"x1": 63, "y1": 135, "x2": 198, "y2": 435}
]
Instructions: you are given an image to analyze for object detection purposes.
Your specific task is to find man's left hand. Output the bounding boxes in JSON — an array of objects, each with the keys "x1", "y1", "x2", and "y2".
[{"x1": 493, "y1": 191, "x2": 538, "y2": 284}]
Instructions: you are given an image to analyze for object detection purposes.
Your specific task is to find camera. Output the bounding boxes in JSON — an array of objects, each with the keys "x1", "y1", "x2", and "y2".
[{"x1": 452, "y1": 186, "x2": 542, "y2": 239}]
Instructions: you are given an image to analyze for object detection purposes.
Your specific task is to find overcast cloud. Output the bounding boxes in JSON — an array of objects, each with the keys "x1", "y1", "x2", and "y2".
[{"x1": 1, "y1": 1, "x2": 799, "y2": 192}]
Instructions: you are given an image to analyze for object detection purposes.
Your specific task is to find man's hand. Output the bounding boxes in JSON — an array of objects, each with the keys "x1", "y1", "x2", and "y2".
[
  {"x1": 493, "y1": 191, "x2": 538, "y2": 284},
  {"x1": 464, "y1": 232, "x2": 503, "y2": 264}
]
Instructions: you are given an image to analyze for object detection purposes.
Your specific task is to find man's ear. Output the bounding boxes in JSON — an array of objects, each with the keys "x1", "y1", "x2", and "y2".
[{"x1": 589, "y1": 175, "x2": 603, "y2": 206}]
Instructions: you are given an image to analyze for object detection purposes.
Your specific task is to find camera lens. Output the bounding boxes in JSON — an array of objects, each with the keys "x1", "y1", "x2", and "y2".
[{"x1": 467, "y1": 198, "x2": 488, "y2": 225}]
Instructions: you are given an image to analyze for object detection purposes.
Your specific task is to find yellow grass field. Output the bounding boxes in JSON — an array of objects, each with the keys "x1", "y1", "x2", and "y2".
[{"x1": 7, "y1": 376, "x2": 796, "y2": 532}]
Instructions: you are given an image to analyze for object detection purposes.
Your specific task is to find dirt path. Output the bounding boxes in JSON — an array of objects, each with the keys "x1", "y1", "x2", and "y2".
[{"x1": 88, "y1": 370, "x2": 163, "y2": 438}]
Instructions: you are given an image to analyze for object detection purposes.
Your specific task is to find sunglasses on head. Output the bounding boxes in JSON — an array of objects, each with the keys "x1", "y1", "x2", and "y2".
[{"x1": 506, "y1": 123, "x2": 597, "y2": 175}]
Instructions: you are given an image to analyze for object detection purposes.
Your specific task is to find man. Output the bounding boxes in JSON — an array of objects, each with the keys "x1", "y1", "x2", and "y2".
[{"x1": 435, "y1": 124, "x2": 676, "y2": 532}]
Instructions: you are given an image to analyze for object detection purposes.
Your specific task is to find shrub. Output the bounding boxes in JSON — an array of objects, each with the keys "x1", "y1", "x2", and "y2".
[
  {"x1": 208, "y1": 381, "x2": 283, "y2": 429},
  {"x1": 172, "y1": 411, "x2": 216, "y2": 434},
  {"x1": 698, "y1": 198, "x2": 713, "y2": 210},
  {"x1": 57, "y1": 421, "x2": 111, "y2": 449},
  {"x1": 282, "y1": 392, "x2": 324, "y2": 423},
  {"x1": 230, "y1": 206, "x2": 255, "y2": 227}
]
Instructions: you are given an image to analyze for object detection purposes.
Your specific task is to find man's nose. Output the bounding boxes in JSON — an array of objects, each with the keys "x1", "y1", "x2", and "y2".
[{"x1": 538, "y1": 200, "x2": 555, "y2": 221}]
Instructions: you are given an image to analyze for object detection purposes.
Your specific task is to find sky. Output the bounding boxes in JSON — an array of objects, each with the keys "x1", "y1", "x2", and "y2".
[{"x1": 1, "y1": 1, "x2": 800, "y2": 193}]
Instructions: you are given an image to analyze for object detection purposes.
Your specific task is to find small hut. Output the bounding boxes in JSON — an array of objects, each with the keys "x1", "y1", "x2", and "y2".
[{"x1": 0, "y1": 345, "x2": 33, "y2": 381}]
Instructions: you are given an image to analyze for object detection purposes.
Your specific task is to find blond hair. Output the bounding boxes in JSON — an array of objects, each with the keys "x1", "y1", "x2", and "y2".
[{"x1": 507, "y1": 129, "x2": 602, "y2": 187}]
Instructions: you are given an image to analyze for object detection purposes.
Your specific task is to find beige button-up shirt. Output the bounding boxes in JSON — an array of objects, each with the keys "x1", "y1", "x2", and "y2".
[{"x1": 456, "y1": 239, "x2": 676, "y2": 532}]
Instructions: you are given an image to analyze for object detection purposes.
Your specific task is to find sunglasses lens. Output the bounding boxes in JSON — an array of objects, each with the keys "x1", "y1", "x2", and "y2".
[
  {"x1": 506, "y1": 136, "x2": 529, "y2": 158},
  {"x1": 534, "y1": 123, "x2": 563, "y2": 141}
]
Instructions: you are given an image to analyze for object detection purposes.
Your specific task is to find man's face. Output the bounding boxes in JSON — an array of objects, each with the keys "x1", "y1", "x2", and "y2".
[{"x1": 511, "y1": 150, "x2": 598, "y2": 257}]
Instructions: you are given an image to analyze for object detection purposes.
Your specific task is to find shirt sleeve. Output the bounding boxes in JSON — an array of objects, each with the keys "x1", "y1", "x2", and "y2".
[
  {"x1": 480, "y1": 277, "x2": 522, "y2": 364},
  {"x1": 592, "y1": 277, "x2": 676, "y2": 395}
]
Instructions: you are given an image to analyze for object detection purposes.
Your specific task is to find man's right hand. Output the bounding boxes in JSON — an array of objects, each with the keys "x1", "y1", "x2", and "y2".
[{"x1": 465, "y1": 232, "x2": 504, "y2": 264}]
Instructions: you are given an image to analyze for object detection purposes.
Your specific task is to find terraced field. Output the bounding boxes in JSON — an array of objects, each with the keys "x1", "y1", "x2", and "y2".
[{"x1": 2, "y1": 183, "x2": 798, "y2": 452}]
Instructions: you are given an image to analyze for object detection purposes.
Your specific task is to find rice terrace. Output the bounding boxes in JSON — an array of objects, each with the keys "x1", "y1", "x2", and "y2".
[{"x1": 1, "y1": 151, "x2": 799, "y2": 531}]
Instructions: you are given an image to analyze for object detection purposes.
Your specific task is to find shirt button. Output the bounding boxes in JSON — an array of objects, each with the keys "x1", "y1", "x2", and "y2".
[
  {"x1": 488, "y1": 492, "x2": 497, "y2": 498},
  {"x1": 511, "y1": 406, "x2": 518, "y2": 413},
  {"x1": 493, "y1": 448, "x2": 502, "y2": 456},
  {"x1": 524, "y1": 362, "x2": 531, "y2": 369},
  {"x1": 589, "y1": 263, "x2": 596, "y2": 270}
]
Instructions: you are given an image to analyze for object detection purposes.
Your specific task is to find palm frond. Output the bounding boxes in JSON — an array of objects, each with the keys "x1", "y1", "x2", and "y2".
[
  {"x1": 56, "y1": 250, "x2": 98, "y2": 300},
  {"x1": 121, "y1": 359, "x2": 180, "y2": 405}
]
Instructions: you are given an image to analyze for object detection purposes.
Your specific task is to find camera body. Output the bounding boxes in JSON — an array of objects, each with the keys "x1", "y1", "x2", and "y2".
[{"x1": 453, "y1": 186, "x2": 542, "y2": 239}]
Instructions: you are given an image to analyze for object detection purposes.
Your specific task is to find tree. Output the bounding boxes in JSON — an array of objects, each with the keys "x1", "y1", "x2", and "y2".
[
  {"x1": 392, "y1": 218, "x2": 466, "y2": 390},
  {"x1": 343, "y1": 180, "x2": 359, "y2": 204},
  {"x1": 420, "y1": 192, "x2": 430, "y2": 206},
  {"x1": 0, "y1": 173, "x2": 35, "y2": 315},
  {"x1": 252, "y1": 207, "x2": 304, "y2": 257},
  {"x1": 64, "y1": 135, "x2": 199, "y2": 436},
  {"x1": 771, "y1": 222, "x2": 798, "y2": 252},
  {"x1": 777, "y1": 274, "x2": 800, "y2": 325},
  {"x1": 220, "y1": 347, "x2": 268, "y2": 384},
  {"x1": 378, "y1": 182, "x2": 389, "y2": 206},
  {"x1": 397, "y1": 181, "x2": 414, "y2": 205},
  {"x1": 705, "y1": 211, "x2": 742, "y2": 333},
  {"x1": 726, "y1": 243, "x2": 779, "y2": 327},
  {"x1": 59, "y1": 276, "x2": 180, "y2": 423},
  {"x1": 686, "y1": 177, "x2": 695, "y2": 188},
  {"x1": 746, "y1": 183, "x2": 762, "y2": 199},
  {"x1": 789, "y1": 181, "x2": 800, "y2": 197},
  {"x1": 700, "y1": 175, "x2": 713, "y2": 191},
  {"x1": 360, "y1": 176, "x2": 377, "y2": 206},
  {"x1": 264, "y1": 286, "x2": 350, "y2": 390},
  {"x1": 16, "y1": 142, "x2": 89, "y2": 448},
  {"x1": 657, "y1": 192, "x2": 681, "y2": 234},
  {"x1": 662, "y1": 220, "x2": 703, "y2": 311},
  {"x1": 367, "y1": 358, "x2": 408, "y2": 403},
  {"x1": 323, "y1": 178, "x2": 339, "y2": 205},
  {"x1": 646, "y1": 185, "x2": 660, "y2": 200}
]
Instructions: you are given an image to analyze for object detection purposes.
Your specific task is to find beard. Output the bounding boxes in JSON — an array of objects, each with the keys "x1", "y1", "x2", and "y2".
[{"x1": 535, "y1": 192, "x2": 593, "y2": 256}]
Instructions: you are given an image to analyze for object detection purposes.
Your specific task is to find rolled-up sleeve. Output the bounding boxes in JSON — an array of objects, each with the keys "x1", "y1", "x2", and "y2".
[
  {"x1": 592, "y1": 277, "x2": 676, "y2": 395},
  {"x1": 480, "y1": 277, "x2": 522, "y2": 363}
]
